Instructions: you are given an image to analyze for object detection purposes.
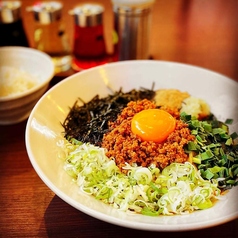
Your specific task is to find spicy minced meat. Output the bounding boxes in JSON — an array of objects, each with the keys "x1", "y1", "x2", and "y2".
[{"x1": 102, "y1": 99, "x2": 195, "y2": 172}]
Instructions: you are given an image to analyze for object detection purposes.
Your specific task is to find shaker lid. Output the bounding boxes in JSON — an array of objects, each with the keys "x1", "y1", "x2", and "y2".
[
  {"x1": 0, "y1": 1, "x2": 21, "y2": 23},
  {"x1": 112, "y1": 0, "x2": 154, "y2": 8},
  {"x1": 112, "y1": 0, "x2": 154, "y2": 14},
  {"x1": 27, "y1": 1, "x2": 62, "y2": 24},
  {"x1": 69, "y1": 4, "x2": 104, "y2": 27}
]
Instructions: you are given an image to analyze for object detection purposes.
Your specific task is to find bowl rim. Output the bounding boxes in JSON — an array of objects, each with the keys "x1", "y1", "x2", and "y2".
[{"x1": 0, "y1": 46, "x2": 55, "y2": 102}]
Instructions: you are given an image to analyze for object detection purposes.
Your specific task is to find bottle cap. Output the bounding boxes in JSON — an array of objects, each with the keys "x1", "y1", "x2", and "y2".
[
  {"x1": 0, "y1": 1, "x2": 21, "y2": 23},
  {"x1": 112, "y1": 0, "x2": 154, "y2": 8},
  {"x1": 69, "y1": 3, "x2": 104, "y2": 27},
  {"x1": 112, "y1": 0, "x2": 154, "y2": 14},
  {"x1": 27, "y1": 1, "x2": 62, "y2": 24}
]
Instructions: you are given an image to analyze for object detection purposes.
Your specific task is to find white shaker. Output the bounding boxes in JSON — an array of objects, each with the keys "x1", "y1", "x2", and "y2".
[{"x1": 112, "y1": 0, "x2": 154, "y2": 61}]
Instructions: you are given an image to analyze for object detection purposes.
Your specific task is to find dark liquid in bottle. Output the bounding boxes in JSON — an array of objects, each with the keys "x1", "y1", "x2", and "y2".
[{"x1": 0, "y1": 19, "x2": 29, "y2": 47}]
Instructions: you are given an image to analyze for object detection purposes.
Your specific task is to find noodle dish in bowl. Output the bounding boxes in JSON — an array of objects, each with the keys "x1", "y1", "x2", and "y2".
[{"x1": 25, "y1": 60, "x2": 238, "y2": 231}]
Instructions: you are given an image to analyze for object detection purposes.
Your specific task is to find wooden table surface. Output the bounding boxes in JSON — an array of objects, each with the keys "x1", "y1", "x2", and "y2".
[{"x1": 1, "y1": 0, "x2": 238, "y2": 237}]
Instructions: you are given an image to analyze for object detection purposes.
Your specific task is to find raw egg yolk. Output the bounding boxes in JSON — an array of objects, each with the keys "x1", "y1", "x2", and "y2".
[{"x1": 131, "y1": 109, "x2": 176, "y2": 143}]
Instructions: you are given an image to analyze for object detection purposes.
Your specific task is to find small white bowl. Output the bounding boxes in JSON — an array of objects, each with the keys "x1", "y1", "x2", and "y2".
[{"x1": 0, "y1": 46, "x2": 55, "y2": 125}]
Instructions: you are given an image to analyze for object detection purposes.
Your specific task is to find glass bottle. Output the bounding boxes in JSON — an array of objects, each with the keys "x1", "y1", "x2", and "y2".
[
  {"x1": 0, "y1": 1, "x2": 29, "y2": 47},
  {"x1": 27, "y1": 1, "x2": 71, "y2": 74},
  {"x1": 69, "y1": 3, "x2": 108, "y2": 71}
]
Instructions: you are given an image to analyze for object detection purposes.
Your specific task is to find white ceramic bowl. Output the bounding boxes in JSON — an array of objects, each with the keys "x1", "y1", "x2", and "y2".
[
  {"x1": 0, "y1": 46, "x2": 55, "y2": 125},
  {"x1": 25, "y1": 60, "x2": 238, "y2": 231}
]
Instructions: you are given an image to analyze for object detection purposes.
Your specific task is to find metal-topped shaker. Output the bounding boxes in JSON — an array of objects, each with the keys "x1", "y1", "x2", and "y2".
[
  {"x1": 112, "y1": 0, "x2": 154, "y2": 61},
  {"x1": 69, "y1": 4, "x2": 107, "y2": 70},
  {"x1": 0, "y1": 1, "x2": 29, "y2": 46},
  {"x1": 69, "y1": 3, "x2": 104, "y2": 27},
  {"x1": 27, "y1": 1, "x2": 62, "y2": 24},
  {"x1": 27, "y1": 1, "x2": 71, "y2": 73}
]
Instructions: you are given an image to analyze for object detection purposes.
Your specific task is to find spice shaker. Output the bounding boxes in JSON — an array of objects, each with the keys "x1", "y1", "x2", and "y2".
[
  {"x1": 69, "y1": 3, "x2": 108, "y2": 71},
  {"x1": 112, "y1": 0, "x2": 154, "y2": 61},
  {"x1": 0, "y1": 1, "x2": 29, "y2": 47},
  {"x1": 27, "y1": 1, "x2": 71, "y2": 73}
]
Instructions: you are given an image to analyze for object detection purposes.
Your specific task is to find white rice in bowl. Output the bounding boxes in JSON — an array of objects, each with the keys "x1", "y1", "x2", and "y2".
[{"x1": 0, "y1": 66, "x2": 40, "y2": 97}]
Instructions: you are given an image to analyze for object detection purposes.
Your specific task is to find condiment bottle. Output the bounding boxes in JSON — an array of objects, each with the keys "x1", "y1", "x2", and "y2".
[
  {"x1": 69, "y1": 3, "x2": 108, "y2": 71},
  {"x1": 0, "y1": 1, "x2": 29, "y2": 47},
  {"x1": 27, "y1": 1, "x2": 71, "y2": 73},
  {"x1": 112, "y1": 0, "x2": 154, "y2": 61}
]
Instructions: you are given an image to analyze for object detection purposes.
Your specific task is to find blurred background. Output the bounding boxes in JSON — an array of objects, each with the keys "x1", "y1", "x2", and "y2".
[{"x1": 1, "y1": 0, "x2": 238, "y2": 80}]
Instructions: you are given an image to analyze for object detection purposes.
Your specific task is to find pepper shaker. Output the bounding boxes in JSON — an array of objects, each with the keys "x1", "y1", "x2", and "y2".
[
  {"x1": 0, "y1": 1, "x2": 29, "y2": 47},
  {"x1": 112, "y1": 0, "x2": 154, "y2": 61}
]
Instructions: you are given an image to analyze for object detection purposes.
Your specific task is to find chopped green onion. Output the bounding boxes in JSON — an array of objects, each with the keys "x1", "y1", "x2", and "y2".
[
  {"x1": 231, "y1": 132, "x2": 238, "y2": 140},
  {"x1": 200, "y1": 150, "x2": 214, "y2": 160},
  {"x1": 181, "y1": 113, "x2": 238, "y2": 190},
  {"x1": 225, "y1": 118, "x2": 233, "y2": 125},
  {"x1": 60, "y1": 139, "x2": 221, "y2": 216}
]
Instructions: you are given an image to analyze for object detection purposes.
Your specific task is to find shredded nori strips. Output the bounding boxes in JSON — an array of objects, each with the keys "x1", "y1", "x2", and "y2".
[{"x1": 62, "y1": 87, "x2": 156, "y2": 146}]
